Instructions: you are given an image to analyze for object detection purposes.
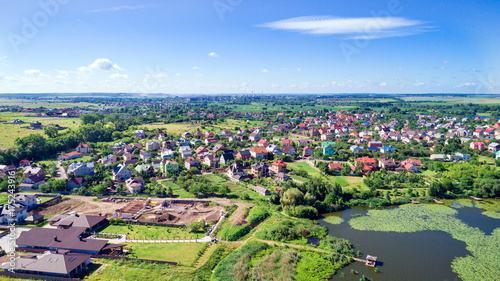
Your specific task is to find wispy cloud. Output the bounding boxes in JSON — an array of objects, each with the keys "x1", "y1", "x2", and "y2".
[
  {"x1": 208, "y1": 52, "x2": 219, "y2": 58},
  {"x1": 261, "y1": 69, "x2": 270, "y2": 73},
  {"x1": 258, "y1": 16, "x2": 430, "y2": 39},
  {"x1": 24, "y1": 69, "x2": 41, "y2": 76},
  {"x1": 91, "y1": 5, "x2": 156, "y2": 13},
  {"x1": 192, "y1": 66, "x2": 200, "y2": 70}
]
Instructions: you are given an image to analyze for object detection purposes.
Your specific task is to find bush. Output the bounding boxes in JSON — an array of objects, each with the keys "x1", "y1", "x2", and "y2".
[
  {"x1": 285, "y1": 205, "x2": 318, "y2": 219},
  {"x1": 247, "y1": 206, "x2": 270, "y2": 225}
]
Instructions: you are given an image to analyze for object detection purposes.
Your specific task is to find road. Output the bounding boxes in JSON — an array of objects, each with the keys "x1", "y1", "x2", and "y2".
[{"x1": 56, "y1": 162, "x2": 67, "y2": 180}]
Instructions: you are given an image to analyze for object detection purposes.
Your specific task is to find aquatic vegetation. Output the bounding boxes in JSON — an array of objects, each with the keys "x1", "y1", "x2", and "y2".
[
  {"x1": 323, "y1": 214, "x2": 344, "y2": 225},
  {"x1": 349, "y1": 204, "x2": 500, "y2": 281}
]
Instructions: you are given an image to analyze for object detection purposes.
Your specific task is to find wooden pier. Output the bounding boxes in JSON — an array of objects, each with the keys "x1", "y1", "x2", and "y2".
[
  {"x1": 470, "y1": 196, "x2": 483, "y2": 201},
  {"x1": 352, "y1": 255, "x2": 378, "y2": 267},
  {"x1": 411, "y1": 200, "x2": 420, "y2": 204},
  {"x1": 433, "y1": 199, "x2": 443, "y2": 204}
]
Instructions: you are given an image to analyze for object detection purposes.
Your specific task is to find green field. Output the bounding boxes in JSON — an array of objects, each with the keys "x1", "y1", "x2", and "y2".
[
  {"x1": 126, "y1": 243, "x2": 207, "y2": 265},
  {"x1": 99, "y1": 224, "x2": 200, "y2": 240},
  {"x1": 0, "y1": 98, "x2": 99, "y2": 109},
  {"x1": 400, "y1": 95, "x2": 500, "y2": 105},
  {"x1": 287, "y1": 161, "x2": 368, "y2": 190},
  {"x1": 202, "y1": 174, "x2": 267, "y2": 200},
  {"x1": 160, "y1": 180, "x2": 195, "y2": 198},
  {"x1": 0, "y1": 112, "x2": 81, "y2": 148}
]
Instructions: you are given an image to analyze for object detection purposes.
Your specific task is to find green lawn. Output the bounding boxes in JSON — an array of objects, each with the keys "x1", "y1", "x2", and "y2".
[
  {"x1": 99, "y1": 224, "x2": 200, "y2": 240},
  {"x1": 160, "y1": 180, "x2": 195, "y2": 198},
  {"x1": 478, "y1": 155, "x2": 496, "y2": 165},
  {"x1": 288, "y1": 162, "x2": 368, "y2": 190},
  {"x1": 0, "y1": 194, "x2": 9, "y2": 204},
  {"x1": 126, "y1": 243, "x2": 207, "y2": 265},
  {"x1": 202, "y1": 174, "x2": 266, "y2": 201}
]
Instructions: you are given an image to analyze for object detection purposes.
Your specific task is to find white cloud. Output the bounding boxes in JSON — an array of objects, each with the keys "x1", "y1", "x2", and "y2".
[
  {"x1": 91, "y1": 5, "x2": 156, "y2": 13},
  {"x1": 78, "y1": 58, "x2": 123, "y2": 72},
  {"x1": 175, "y1": 73, "x2": 182, "y2": 77},
  {"x1": 156, "y1": 73, "x2": 168, "y2": 79},
  {"x1": 110, "y1": 73, "x2": 128, "y2": 79},
  {"x1": 195, "y1": 74, "x2": 204, "y2": 77},
  {"x1": 261, "y1": 69, "x2": 270, "y2": 73},
  {"x1": 208, "y1": 52, "x2": 219, "y2": 58},
  {"x1": 24, "y1": 69, "x2": 41, "y2": 76},
  {"x1": 379, "y1": 82, "x2": 387, "y2": 87},
  {"x1": 455, "y1": 82, "x2": 476, "y2": 88},
  {"x1": 258, "y1": 16, "x2": 429, "y2": 39},
  {"x1": 192, "y1": 66, "x2": 199, "y2": 70},
  {"x1": 415, "y1": 82, "x2": 425, "y2": 86},
  {"x1": 296, "y1": 68, "x2": 302, "y2": 72},
  {"x1": 443, "y1": 61, "x2": 449, "y2": 64}
]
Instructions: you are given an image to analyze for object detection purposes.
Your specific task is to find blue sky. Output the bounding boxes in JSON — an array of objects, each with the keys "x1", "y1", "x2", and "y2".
[{"x1": 0, "y1": 0, "x2": 498, "y2": 94}]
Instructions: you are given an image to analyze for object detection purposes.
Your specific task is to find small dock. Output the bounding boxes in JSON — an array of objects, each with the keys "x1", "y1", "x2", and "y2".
[
  {"x1": 352, "y1": 255, "x2": 378, "y2": 267},
  {"x1": 411, "y1": 200, "x2": 420, "y2": 204},
  {"x1": 470, "y1": 196, "x2": 483, "y2": 201},
  {"x1": 433, "y1": 199, "x2": 443, "y2": 204}
]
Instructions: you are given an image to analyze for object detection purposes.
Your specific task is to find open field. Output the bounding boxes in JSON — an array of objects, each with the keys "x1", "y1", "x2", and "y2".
[
  {"x1": 400, "y1": 95, "x2": 500, "y2": 105},
  {"x1": 211, "y1": 102, "x2": 356, "y2": 113},
  {"x1": 287, "y1": 161, "x2": 368, "y2": 190},
  {"x1": 202, "y1": 174, "x2": 267, "y2": 201},
  {"x1": 0, "y1": 98, "x2": 99, "y2": 108},
  {"x1": 126, "y1": 242, "x2": 207, "y2": 264},
  {"x1": 99, "y1": 224, "x2": 200, "y2": 240},
  {"x1": 160, "y1": 180, "x2": 195, "y2": 198},
  {"x1": 0, "y1": 112, "x2": 81, "y2": 148}
]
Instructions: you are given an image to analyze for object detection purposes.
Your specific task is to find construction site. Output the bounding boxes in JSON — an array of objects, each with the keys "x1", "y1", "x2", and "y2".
[{"x1": 112, "y1": 198, "x2": 224, "y2": 226}]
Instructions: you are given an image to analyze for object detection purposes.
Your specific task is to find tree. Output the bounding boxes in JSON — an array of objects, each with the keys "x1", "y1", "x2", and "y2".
[
  {"x1": 280, "y1": 188, "x2": 304, "y2": 206},
  {"x1": 52, "y1": 179, "x2": 67, "y2": 192},
  {"x1": 43, "y1": 126, "x2": 58, "y2": 138},
  {"x1": 188, "y1": 219, "x2": 206, "y2": 232}
]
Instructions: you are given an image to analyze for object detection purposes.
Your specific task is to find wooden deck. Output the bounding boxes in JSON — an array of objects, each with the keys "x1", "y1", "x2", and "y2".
[
  {"x1": 470, "y1": 196, "x2": 483, "y2": 201},
  {"x1": 433, "y1": 199, "x2": 443, "y2": 204},
  {"x1": 352, "y1": 255, "x2": 378, "y2": 267}
]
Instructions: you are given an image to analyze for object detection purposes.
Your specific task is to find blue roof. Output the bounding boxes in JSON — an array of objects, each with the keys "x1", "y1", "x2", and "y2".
[
  {"x1": 381, "y1": 146, "x2": 394, "y2": 149},
  {"x1": 367, "y1": 147, "x2": 379, "y2": 150}
]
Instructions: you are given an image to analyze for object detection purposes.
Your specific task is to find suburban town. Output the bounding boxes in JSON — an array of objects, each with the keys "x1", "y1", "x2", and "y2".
[{"x1": 0, "y1": 94, "x2": 498, "y2": 280}]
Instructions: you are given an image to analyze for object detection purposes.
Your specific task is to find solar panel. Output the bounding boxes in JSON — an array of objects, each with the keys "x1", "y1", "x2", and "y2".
[{"x1": 68, "y1": 257, "x2": 75, "y2": 262}]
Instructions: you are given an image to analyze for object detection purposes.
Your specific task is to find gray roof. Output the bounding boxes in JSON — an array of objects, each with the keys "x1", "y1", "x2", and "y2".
[
  {"x1": 48, "y1": 213, "x2": 106, "y2": 229},
  {"x1": 16, "y1": 227, "x2": 109, "y2": 253},
  {"x1": 3, "y1": 251, "x2": 91, "y2": 275}
]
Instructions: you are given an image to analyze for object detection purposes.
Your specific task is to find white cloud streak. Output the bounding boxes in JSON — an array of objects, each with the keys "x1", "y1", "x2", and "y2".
[
  {"x1": 208, "y1": 52, "x2": 219, "y2": 58},
  {"x1": 91, "y1": 5, "x2": 156, "y2": 13},
  {"x1": 258, "y1": 16, "x2": 430, "y2": 39}
]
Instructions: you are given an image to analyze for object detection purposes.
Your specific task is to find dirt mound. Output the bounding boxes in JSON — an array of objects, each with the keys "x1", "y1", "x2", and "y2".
[{"x1": 138, "y1": 203, "x2": 223, "y2": 225}]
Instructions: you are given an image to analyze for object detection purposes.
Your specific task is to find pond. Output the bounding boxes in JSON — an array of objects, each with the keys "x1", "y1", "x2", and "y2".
[{"x1": 320, "y1": 199, "x2": 500, "y2": 281}]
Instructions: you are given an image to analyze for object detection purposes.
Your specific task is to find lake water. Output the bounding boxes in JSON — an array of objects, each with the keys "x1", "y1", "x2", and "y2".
[{"x1": 320, "y1": 201, "x2": 499, "y2": 281}]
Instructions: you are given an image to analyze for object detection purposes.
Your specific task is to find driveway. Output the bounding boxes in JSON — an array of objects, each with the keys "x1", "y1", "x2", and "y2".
[
  {"x1": 56, "y1": 162, "x2": 67, "y2": 180},
  {"x1": 0, "y1": 227, "x2": 31, "y2": 252}
]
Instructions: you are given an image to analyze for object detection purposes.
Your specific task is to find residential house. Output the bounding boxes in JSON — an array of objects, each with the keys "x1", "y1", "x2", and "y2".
[
  {"x1": 112, "y1": 165, "x2": 132, "y2": 181},
  {"x1": 163, "y1": 140, "x2": 176, "y2": 150},
  {"x1": 185, "y1": 157, "x2": 199, "y2": 170},
  {"x1": 18, "y1": 159, "x2": 32, "y2": 167},
  {"x1": 226, "y1": 162, "x2": 247, "y2": 181},
  {"x1": 14, "y1": 194, "x2": 37, "y2": 210},
  {"x1": 282, "y1": 138, "x2": 293, "y2": 145},
  {"x1": 139, "y1": 150, "x2": 152, "y2": 161},
  {"x1": 0, "y1": 203, "x2": 27, "y2": 224},
  {"x1": 23, "y1": 167, "x2": 45, "y2": 179},
  {"x1": 100, "y1": 154, "x2": 117, "y2": 166},
  {"x1": 161, "y1": 159, "x2": 179, "y2": 173},
  {"x1": 220, "y1": 153, "x2": 234, "y2": 165},
  {"x1": 135, "y1": 164, "x2": 155, "y2": 176},
  {"x1": 236, "y1": 150, "x2": 252, "y2": 161},
  {"x1": 67, "y1": 162, "x2": 94, "y2": 176},
  {"x1": 182, "y1": 132, "x2": 192, "y2": 138},
  {"x1": 322, "y1": 141, "x2": 336, "y2": 156},
  {"x1": 275, "y1": 172, "x2": 290, "y2": 182},
  {"x1": 146, "y1": 141, "x2": 160, "y2": 151},
  {"x1": 378, "y1": 158, "x2": 403, "y2": 171},
  {"x1": 258, "y1": 139, "x2": 270, "y2": 147},
  {"x1": 219, "y1": 130, "x2": 232, "y2": 137},
  {"x1": 213, "y1": 144, "x2": 226, "y2": 154},
  {"x1": 271, "y1": 160, "x2": 287, "y2": 174},
  {"x1": 126, "y1": 177, "x2": 145, "y2": 193},
  {"x1": 135, "y1": 130, "x2": 145, "y2": 139},
  {"x1": 350, "y1": 145, "x2": 364, "y2": 153},
  {"x1": 179, "y1": 146, "x2": 193, "y2": 158},
  {"x1": 380, "y1": 146, "x2": 396, "y2": 154},
  {"x1": 355, "y1": 156, "x2": 378, "y2": 172},
  {"x1": 160, "y1": 148, "x2": 174, "y2": 158},
  {"x1": 249, "y1": 147, "x2": 268, "y2": 159},
  {"x1": 203, "y1": 154, "x2": 219, "y2": 168},
  {"x1": 328, "y1": 162, "x2": 344, "y2": 171},
  {"x1": 282, "y1": 145, "x2": 296, "y2": 156},
  {"x1": 321, "y1": 133, "x2": 333, "y2": 141},
  {"x1": 157, "y1": 130, "x2": 166, "y2": 141},
  {"x1": 303, "y1": 146, "x2": 314, "y2": 157},
  {"x1": 488, "y1": 142, "x2": 499, "y2": 152},
  {"x1": 67, "y1": 177, "x2": 87, "y2": 190},
  {"x1": 123, "y1": 152, "x2": 139, "y2": 166},
  {"x1": 266, "y1": 144, "x2": 282, "y2": 155},
  {"x1": 251, "y1": 162, "x2": 269, "y2": 177},
  {"x1": 430, "y1": 154, "x2": 446, "y2": 161},
  {"x1": 3, "y1": 251, "x2": 92, "y2": 278},
  {"x1": 190, "y1": 139, "x2": 203, "y2": 146},
  {"x1": 195, "y1": 146, "x2": 209, "y2": 155},
  {"x1": 252, "y1": 186, "x2": 270, "y2": 196},
  {"x1": 401, "y1": 158, "x2": 422, "y2": 172},
  {"x1": 470, "y1": 142, "x2": 485, "y2": 151},
  {"x1": 58, "y1": 152, "x2": 82, "y2": 161},
  {"x1": 495, "y1": 150, "x2": 500, "y2": 160},
  {"x1": 75, "y1": 143, "x2": 91, "y2": 154},
  {"x1": 205, "y1": 138, "x2": 219, "y2": 145},
  {"x1": 249, "y1": 132, "x2": 261, "y2": 142},
  {"x1": 368, "y1": 141, "x2": 383, "y2": 148}
]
